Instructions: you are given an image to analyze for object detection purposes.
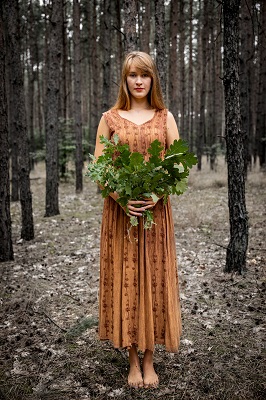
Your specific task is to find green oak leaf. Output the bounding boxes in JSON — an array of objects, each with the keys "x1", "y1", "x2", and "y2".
[{"x1": 175, "y1": 178, "x2": 188, "y2": 194}]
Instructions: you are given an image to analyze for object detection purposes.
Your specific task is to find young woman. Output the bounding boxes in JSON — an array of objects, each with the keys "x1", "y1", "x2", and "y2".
[{"x1": 94, "y1": 51, "x2": 182, "y2": 388}]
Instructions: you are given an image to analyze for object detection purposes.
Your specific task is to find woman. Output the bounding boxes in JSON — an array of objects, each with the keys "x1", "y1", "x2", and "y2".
[{"x1": 94, "y1": 51, "x2": 182, "y2": 388}]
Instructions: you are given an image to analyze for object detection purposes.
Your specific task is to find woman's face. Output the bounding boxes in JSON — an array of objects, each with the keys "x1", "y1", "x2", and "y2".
[{"x1": 126, "y1": 64, "x2": 152, "y2": 100}]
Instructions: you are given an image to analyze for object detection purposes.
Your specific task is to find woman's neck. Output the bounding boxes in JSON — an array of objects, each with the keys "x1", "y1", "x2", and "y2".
[{"x1": 130, "y1": 98, "x2": 151, "y2": 111}]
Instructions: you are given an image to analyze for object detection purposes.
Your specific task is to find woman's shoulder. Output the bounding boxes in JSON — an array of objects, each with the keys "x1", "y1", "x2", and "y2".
[
  {"x1": 102, "y1": 108, "x2": 118, "y2": 120},
  {"x1": 102, "y1": 108, "x2": 119, "y2": 131},
  {"x1": 157, "y1": 108, "x2": 171, "y2": 122},
  {"x1": 103, "y1": 108, "x2": 116, "y2": 117},
  {"x1": 166, "y1": 110, "x2": 176, "y2": 122}
]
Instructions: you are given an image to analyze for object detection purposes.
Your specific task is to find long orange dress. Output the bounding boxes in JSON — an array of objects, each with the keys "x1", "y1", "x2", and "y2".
[{"x1": 99, "y1": 108, "x2": 182, "y2": 353}]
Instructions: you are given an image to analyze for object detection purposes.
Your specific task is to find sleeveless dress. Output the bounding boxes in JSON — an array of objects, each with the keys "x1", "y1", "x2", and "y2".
[{"x1": 99, "y1": 108, "x2": 182, "y2": 353}]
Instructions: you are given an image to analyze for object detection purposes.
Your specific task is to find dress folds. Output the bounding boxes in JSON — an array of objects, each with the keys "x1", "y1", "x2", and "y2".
[{"x1": 98, "y1": 108, "x2": 182, "y2": 352}]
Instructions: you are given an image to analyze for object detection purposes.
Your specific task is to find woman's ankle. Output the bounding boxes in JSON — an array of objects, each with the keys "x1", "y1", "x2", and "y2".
[
  {"x1": 143, "y1": 349, "x2": 153, "y2": 364},
  {"x1": 128, "y1": 345, "x2": 140, "y2": 366}
]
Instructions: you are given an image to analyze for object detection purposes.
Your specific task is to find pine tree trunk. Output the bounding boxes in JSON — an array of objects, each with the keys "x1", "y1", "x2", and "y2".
[
  {"x1": 58, "y1": 2, "x2": 68, "y2": 179},
  {"x1": 154, "y1": 0, "x2": 166, "y2": 97},
  {"x1": 197, "y1": 0, "x2": 209, "y2": 170},
  {"x1": 223, "y1": 0, "x2": 249, "y2": 274},
  {"x1": 169, "y1": 0, "x2": 178, "y2": 121},
  {"x1": 124, "y1": 0, "x2": 138, "y2": 53},
  {"x1": 27, "y1": 51, "x2": 35, "y2": 170},
  {"x1": 0, "y1": 3, "x2": 14, "y2": 261},
  {"x1": 88, "y1": 0, "x2": 100, "y2": 154},
  {"x1": 179, "y1": 0, "x2": 186, "y2": 139},
  {"x1": 255, "y1": 0, "x2": 266, "y2": 168},
  {"x1": 140, "y1": 0, "x2": 150, "y2": 53},
  {"x1": 194, "y1": 0, "x2": 203, "y2": 159},
  {"x1": 209, "y1": 3, "x2": 217, "y2": 170},
  {"x1": 5, "y1": 15, "x2": 19, "y2": 201},
  {"x1": 28, "y1": 0, "x2": 35, "y2": 170},
  {"x1": 45, "y1": 0, "x2": 62, "y2": 217},
  {"x1": 4, "y1": 0, "x2": 34, "y2": 240},
  {"x1": 215, "y1": 6, "x2": 224, "y2": 149},
  {"x1": 61, "y1": 2, "x2": 67, "y2": 121},
  {"x1": 101, "y1": 0, "x2": 112, "y2": 112},
  {"x1": 6, "y1": 52, "x2": 19, "y2": 201},
  {"x1": 73, "y1": 0, "x2": 83, "y2": 193},
  {"x1": 239, "y1": 0, "x2": 253, "y2": 175},
  {"x1": 42, "y1": 0, "x2": 49, "y2": 130},
  {"x1": 36, "y1": 55, "x2": 43, "y2": 146},
  {"x1": 188, "y1": 0, "x2": 194, "y2": 148},
  {"x1": 113, "y1": 0, "x2": 123, "y2": 83}
]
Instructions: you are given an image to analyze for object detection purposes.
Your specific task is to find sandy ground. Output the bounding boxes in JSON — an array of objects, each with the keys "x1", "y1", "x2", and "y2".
[{"x1": 0, "y1": 157, "x2": 265, "y2": 399}]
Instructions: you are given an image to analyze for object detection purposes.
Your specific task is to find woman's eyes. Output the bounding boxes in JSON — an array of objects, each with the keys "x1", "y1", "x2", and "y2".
[{"x1": 129, "y1": 73, "x2": 149, "y2": 78}]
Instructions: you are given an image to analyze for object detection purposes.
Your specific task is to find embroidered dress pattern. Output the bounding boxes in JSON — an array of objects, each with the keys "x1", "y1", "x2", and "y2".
[{"x1": 99, "y1": 108, "x2": 182, "y2": 352}]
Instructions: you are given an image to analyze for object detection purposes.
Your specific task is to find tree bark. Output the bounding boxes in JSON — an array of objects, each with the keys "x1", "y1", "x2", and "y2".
[
  {"x1": 194, "y1": 0, "x2": 203, "y2": 159},
  {"x1": 188, "y1": 0, "x2": 194, "y2": 148},
  {"x1": 154, "y1": 0, "x2": 166, "y2": 97},
  {"x1": 101, "y1": 0, "x2": 112, "y2": 112},
  {"x1": 4, "y1": 0, "x2": 34, "y2": 240},
  {"x1": 45, "y1": 0, "x2": 63, "y2": 217},
  {"x1": 197, "y1": 0, "x2": 209, "y2": 170},
  {"x1": 215, "y1": 4, "x2": 224, "y2": 151},
  {"x1": 208, "y1": 1, "x2": 217, "y2": 170},
  {"x1": 5, "y1": 5, "x2": 19, "y2": 201},
  {"x1": 6, "y1": 44, "x2": 19, "y2": 201},
  {"x1": 113, "y1": 0, "x2": 123, "y2": 82},
  {"x1": 169, "y1": 0, "x2": 178, "y2": 121},
  {"x1": 0, "y1": 2, "x2": 14, "y2": 261},
  {"x1": 255, "y1": 0, "x2": 266, "y2": 168},
  {"x1": 59, "y1": 2, "x2": 68, "y2": 179},
  {"x1": 123, "y1": 0, "x2": 138, "y2": 53},
  {"x1": 223, "y1": 0, "x2": 249, "y2": 274},
  {"x1": 179, "y1": 0, "x2": 186, "y2": 139},
  {"x1": 61, "y1": 2, "x2": 68, "y2": 121},
  {"x1": 140, "y1": 0, "x2": 150, "y2": 53},
  {"x1": 88, "y1": 0, "x2": 100, "y2": 154},
  {"x1": 73, "y1": 0, "x2": 83, "y2": 193},
  {"x1": 239, "y1": 0, "x2": 254, "y2": 175},
  {"x1": 27, "y1": 0, "x2": 35, "y2": 170}
]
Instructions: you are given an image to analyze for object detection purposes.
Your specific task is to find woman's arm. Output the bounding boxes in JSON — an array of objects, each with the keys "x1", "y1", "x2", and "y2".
[
  {"x1": 93, "y1": 116, "x2": 119, "y2": 202},
  {"x1": 166, "y1": 111, "x2": 180, "y2": 148},
  {"x1": 94, "y1": 116, "x2": 110, "y2": 159}
]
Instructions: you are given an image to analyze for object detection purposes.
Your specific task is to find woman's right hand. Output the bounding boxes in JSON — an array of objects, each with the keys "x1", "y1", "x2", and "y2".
[
  {"x1": 127, "y1": 199, "x2": 154, "y2": 217},
  {"x1": 109, "y1": 193, "x2": 155, "y2": 216}
]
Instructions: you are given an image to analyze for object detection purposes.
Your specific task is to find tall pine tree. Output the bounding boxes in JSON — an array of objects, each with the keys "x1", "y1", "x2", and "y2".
[{"x1": 223, "y1": 0, "x2": 249, "y2": 273}]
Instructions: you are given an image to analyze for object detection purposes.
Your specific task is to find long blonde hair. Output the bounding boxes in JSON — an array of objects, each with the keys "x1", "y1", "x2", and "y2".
[{"x1": 113, "y1": 51, "x2": 165, "y2": 110}]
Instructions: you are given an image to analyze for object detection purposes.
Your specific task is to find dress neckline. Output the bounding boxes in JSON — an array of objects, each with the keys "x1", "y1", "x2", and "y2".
[{"x1": 114, "y1": 109, "x2": 158, "y2": 127}]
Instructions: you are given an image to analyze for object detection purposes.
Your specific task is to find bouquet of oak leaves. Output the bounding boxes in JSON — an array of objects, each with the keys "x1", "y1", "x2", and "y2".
[{"x1": 87, "y1": 134, "x2": 198, "y2": 229}]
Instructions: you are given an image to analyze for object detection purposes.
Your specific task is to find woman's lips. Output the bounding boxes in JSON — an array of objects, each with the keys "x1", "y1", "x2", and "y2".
[{"x1": 135, "y1": 88, "x2": 144, "y2": 91}]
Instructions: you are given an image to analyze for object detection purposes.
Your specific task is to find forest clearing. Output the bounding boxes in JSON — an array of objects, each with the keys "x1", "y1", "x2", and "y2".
[
  {"x1": 0, "y1": 158, "x2": 265, "y2": 400},
  {"x1": 0, "y1": 0, "x2": 266, "y2": 398}
]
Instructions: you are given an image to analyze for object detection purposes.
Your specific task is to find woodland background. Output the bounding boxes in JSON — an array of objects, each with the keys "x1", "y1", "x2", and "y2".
[
  {"x1": 4, "y1": 0, "x2": 266, "y2": 175},
  {"x1": 1, "y1": 0, "x2": 265, "y2": 265},
  {"x1": 0, "y1": 0, "x2": 265, "y2": 399}
]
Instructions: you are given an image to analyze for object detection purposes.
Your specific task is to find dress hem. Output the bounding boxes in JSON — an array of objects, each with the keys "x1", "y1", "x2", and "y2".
[{"x1": 98, "y1": 335, "x2": 180, "y2": 354}]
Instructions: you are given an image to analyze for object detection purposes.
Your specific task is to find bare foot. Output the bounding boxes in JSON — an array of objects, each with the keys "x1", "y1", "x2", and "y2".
[
  {"x1": 143, "y1": 349, "x2": 159, "y2": 388},
  {"x1": 128, "y1": 345, "x2": 143, "y2": 388},
  {"x1": 128, "y1": 363, "x2": 143, "y2": 388}
]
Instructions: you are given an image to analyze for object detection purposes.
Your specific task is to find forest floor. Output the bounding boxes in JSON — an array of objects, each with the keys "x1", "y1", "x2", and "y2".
[{"x1": 0, "y1": 157, "x2": 265, "y2": 400}]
